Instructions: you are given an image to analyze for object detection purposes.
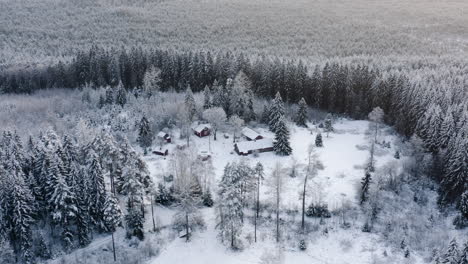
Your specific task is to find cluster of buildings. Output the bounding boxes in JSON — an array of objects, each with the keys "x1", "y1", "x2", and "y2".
[{"x1": 153, "y1": 123, "x2": 273, "y2": 157}]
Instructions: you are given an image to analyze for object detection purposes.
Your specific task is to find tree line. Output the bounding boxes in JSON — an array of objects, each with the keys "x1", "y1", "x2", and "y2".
[{"x1": 0, "y1": 45, "x2": 466, "y2": 225}]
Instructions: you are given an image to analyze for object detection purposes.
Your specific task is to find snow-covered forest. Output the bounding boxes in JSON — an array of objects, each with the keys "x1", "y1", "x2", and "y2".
[{"x1": 0, "y1": 0, "x2": 467, "y2": 263}]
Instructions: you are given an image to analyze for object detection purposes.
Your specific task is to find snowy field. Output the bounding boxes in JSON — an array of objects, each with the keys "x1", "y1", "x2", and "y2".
[{"x1": 143, "y1": 119, "x2": 423, "y2": 264}]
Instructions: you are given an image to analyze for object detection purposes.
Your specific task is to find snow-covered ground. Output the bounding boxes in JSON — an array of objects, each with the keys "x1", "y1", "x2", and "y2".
[{"x1": 143, "y1": 119, "x2": 425, "y2": 264}]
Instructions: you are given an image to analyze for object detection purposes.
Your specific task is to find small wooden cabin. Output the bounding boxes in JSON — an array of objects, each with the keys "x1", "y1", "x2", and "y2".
[
  {"x1": 157, "y1": 131, "x2": 171, "y2": 143},
  {"x1": 153, "y1": 147, "x2": 169, "y2": 156},
  {"x1": 192, "y1": 124, "x2": 211, "y2": 137},
  {"x1": 234, "y1": 138, "x2": 274, "y2": 156},
  {"x1": 241, "y1": 127, "x2": 263, "y2": 141}
]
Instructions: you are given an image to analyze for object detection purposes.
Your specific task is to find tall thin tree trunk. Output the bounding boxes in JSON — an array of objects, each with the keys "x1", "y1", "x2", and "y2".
[
  {"x1": 301, "y1": 174, "x2": 308, "y2": 233},
  {"x1": 276, "y1": 186, "x2": 280, "y2": 243},
  {"x1": 111, "y1": 232, "x2": 116, "y2": 262},
  {"x1": 151, "y1": 196, "x2": 156, "y2": 232},
  {"x1": 185, "y1": 212, "x2": 190, "y2": 242},
  {"x1": 255, "y1": 175, "x2": 260, "y2": 242}
]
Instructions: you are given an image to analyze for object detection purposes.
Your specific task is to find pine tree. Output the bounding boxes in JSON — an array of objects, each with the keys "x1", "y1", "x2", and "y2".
[
  {"x1": 441, "y1": 238, "x2": 460, "y2": 264},
  {"x1": 217, "y1": 163, "x2": 244, "y2": 249},
  {"x1": 295, "y1": 98, "x2": 308, "y2": 127},
  {"x1": 137, "y1": 116, "x2": 153, "y2": 155},
  {"x1": 115, "y1": 83, "x2": 127, "y2": 107},
  {"x1": 203, "y1": 85, "x2": 212, "y2": 109},
  {"x1": 98, "y1": 94, "x2": 105, "y2": 109},
  {"x1": 269, "y1": 92, "x2": 285, "y2": 133},
  {"x1": 260, "y1": 104, "x2": 270, "y2": 124},
  {"x1": 103, "y1": 195, "x2": 122, "y2": 232},
  {"x1": 273, "y1": 117, "x2": 292, "y2": 156},
  {"x1": 459, "y1": 241, "x2": 468, "y2": 264},
  {"x1": 315, "y1": 133, "x2": 323, "y2": 147},
  {"x1": 125, "y1": 197, "x2": 144, "y2": 240},
  {"x1": 87, "y1": 149, "x2": 107, "y2": 230},
  {"x1": 185, "y1": 86, "x2": 197, "y2": 121},
  {"x1": 10, "y1": 176, "x2": 35, "y2": 263},
  {"x1": 105, "y1": 88, "x2": 114, "y2": 105},
  {"x1": 440, "y1": 134, "x2": 467, "y2": 204},
  {"x1": 360, "y1": 169, "x2": 372, "y2": 205},
  {"x1": 202, "y1": 190, "x2": 214, "y2": 207},
  {"x1": 49, "y1": 175, "x2": 77, "y2": 251},
  {"x1": 324, "y1": 115, "x2": 333, "y2": 137}
]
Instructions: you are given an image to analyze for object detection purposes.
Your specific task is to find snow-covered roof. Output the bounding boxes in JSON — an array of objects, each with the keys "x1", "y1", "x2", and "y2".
[
  {"x1": 192, "y1": 123, "x2": 211, "y2": 133},
  {"x1": 235, "y1": 138, "x2": 273, "y2": 153},
  {"x1": 241, "y1": 127, "x2": 262, "y2": 139},
  {"x1": 157, "y1": 131, "x2": 168, "y2": 138}
]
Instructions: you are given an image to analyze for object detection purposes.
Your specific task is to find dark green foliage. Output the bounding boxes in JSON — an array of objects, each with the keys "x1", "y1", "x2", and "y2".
[
  {"x1": 273, "y1": 118, "x2": 292, "y2": 156},
  {"x1": 360, "y1": 170, "x2": 372, "y2": 205},
  {"x1": 125, "y1": 198, "x2": 145, "y2": 241},
  {"x1": 155, "y1": 183, "x2": 175, "y2": 206},
  {"x1": 305, "y1": 203, "x2": 331, "y2": 218},
  {"x1": 202, "y1": 190, "x2": 214, "y2": 207},
  {"x1": 299, "y1": 239, "x2": 307, "y2": 251},
  {"x1": 137, "y1": 116, "x2": 153, "y2": 154},
  {"x1": 315, "y1": 133, "x2": 323, "y2": 147},
  {"x1": 295, "y1": 98, "x2": 308, "y2": 127}
]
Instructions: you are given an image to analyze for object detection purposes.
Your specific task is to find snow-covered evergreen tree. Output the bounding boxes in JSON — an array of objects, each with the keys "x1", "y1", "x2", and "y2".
[
  {"x1": 115, "y1": 83, "x2": 127, "y2": 107},
  {"x1": 86, "y1": 149, "x2": 107, "y2": 230},
  {"x1": 268, "y1": 92, "x2": 285, "y2": 133},
  {"x1": 360, "y1": 169, "x2": 372, "y2": 205},
  {"x1": 217, "y1": 163, "x2": 245, "y2": 249},
  {"x1": 273, "y1": 117, "x2": 292, "y2": 156},
  {"x1": 185, "y1": 86, "x2": 197, "y2": 121},
  {"x1": 137, "y1": 116, "x2": 153, "y2": 154},
  {"x1": 315, "y1": 133, "x2": 323, "y2": 147},
  {"x1": 203, "y1": 85, "x2": 212, "y2": 109},
  {"x1": 440, "y1": 134, "x2": 467, "y2": 204},
  {"x1": 441, "y1": 238, "x2": 460, "y2": 264},
  {"x1": 295, "y1": 98, "x2": 308, "y2": 127},
  {"x1": 125, "y1": 196, "x2": 144, "y2": 240},
  {"x1": 103, "y1": 194, "x2": 122, "y2": 232}
]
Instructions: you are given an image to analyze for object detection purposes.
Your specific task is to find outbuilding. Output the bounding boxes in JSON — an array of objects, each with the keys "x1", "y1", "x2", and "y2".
[
  {"x1": 192, "y1": 124, "x2": 211, "y2": 137},
  {"x1": 234, "y1": 138, "x2": 274, "y2": 156},
  {"x1": 157, "y1": 131, "x2": 172, "y2": 143},
  {"x1": 241, "y1": 127, "x2": 263, "y2": 141},
  {"x1": 153, "y1": 147, "x2": 169, "y2": 156}
]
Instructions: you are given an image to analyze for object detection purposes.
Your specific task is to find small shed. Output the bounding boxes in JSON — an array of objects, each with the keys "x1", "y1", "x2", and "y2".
[
  {"x1": 241, "y1": 127, "x2": 263, "y2": 141},
  {"x1": 192, "y1": 124, "x2": 211, "y2": 137},
  {"x1": 157, "y1": 131, "x2": 171, "y2": 143},
  {"x1": 234, "y1": 138, "x2": 274, "y2": 156},
  {"x1": 153, "y1": 147, "x2": 169, "y2": 156}
]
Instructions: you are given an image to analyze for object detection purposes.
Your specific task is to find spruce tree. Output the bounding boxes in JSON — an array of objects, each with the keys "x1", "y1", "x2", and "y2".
[
  {"x1": 441, "y1": 238, "x2": 460, "y2": 264},
  {"x1": 260, "y1": 104, "x2": 270, "y2": 125},
  {"x1": 87, "y1": 149, "x2": 107, "y2": 230},
  {"x1": 295, "y1": 98, "x2": 308, "y2": 127},
  {"x1": 273, "y1": 117, "x2": 292, "y2": 156},
  {"x1": 98, "y1": 94, "x2": 105, "y2": 109},
  {"x1": 115, "y1": 84, "x2": 127, "y2": 107},
  {"x1": 217, "y1": 163, "x2": 244, "y2": 249},
  {"x1": 105, "y1": 88, "x2": 114, "y2": 105},
  {"x1": 440, "y1": 135, "x2": 467, "y2": 204},
  {"x1": 103, "y1": 195, "x2": 122, "y2": 232},
  {"x1": 315, "y1": 133, "x2": 323, "y2": 147},
  {"x1": 185, "y1": 86, "x2": 197, "y2": 121},
  {"x1": 125, "y1": 197, "x2": 144, "y2": 240},
  {"x1": 360, "y1": 169, "x2": 372, "y2": 205},
  {"x1": 137, "y1": 116, "x2": 153, "y2": 155},
  {"x1": 459, "y1": 241, "x2": 468, "y2": 264},
  {"x1": 269, "y1": 92, "x2": 285, "y2": 133},
  {"x1": 203, "y1": 85, "x2": 212, "y2": 109}
]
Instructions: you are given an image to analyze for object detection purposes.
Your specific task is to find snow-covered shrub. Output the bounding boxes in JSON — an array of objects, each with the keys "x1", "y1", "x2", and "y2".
[{"x1": 306, "y1": 203, "x2": 331, "y2": 218}]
